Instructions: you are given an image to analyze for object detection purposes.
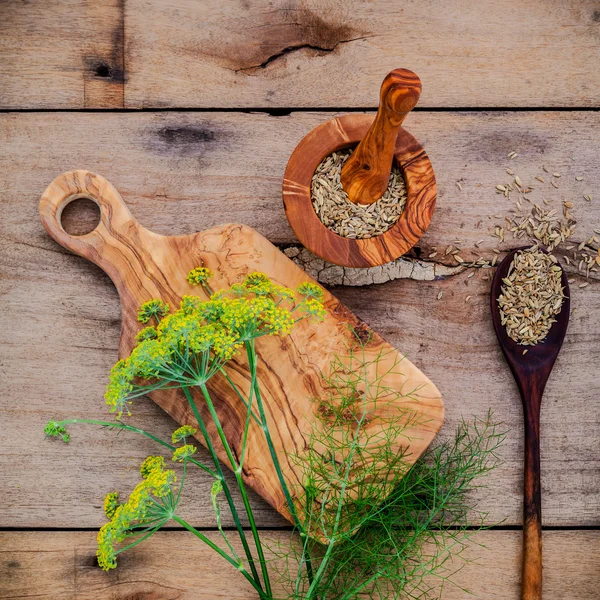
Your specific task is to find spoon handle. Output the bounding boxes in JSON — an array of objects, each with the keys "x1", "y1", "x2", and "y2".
[{"x1": 521, "y1": 396, "x2": 543, "y2": 600}]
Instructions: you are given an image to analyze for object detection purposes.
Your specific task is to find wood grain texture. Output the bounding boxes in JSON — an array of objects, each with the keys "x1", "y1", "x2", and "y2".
[
  {"x1": 39, "y1": 170, "x2": 444, "y2": 526},
  {"x1": 1, "y1": 0, "x2": 599, "y2": 110},
  {"x1": 0, "y1": 0, "x2": 125, "y2": 109},
  {"x1": 491, "y1": 249, "x2": 571, "y2": 600},
  {"x1": 1, "y1": 530, "x2": 599, "y2": 599},
  {"x1": 283, "y1": 114, "x2": 436, "y2": 267},
  {"x1": 341, "y1": 69, "x2": 422, "y2": 205},
  {"x1": 123, "y1": 0, "x2": 600, "y2": 108},
  {"x1": 1, "y1": 112, "x2": 599, "y2": 529},
  {"x1": 2, "y1": 111, "x2": 598, "y2": 255}
]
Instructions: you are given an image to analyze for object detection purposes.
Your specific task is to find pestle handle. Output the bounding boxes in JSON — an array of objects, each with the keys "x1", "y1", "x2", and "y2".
[{"x1": 341, "y1": 69, "x2": 421, "y2": 205}]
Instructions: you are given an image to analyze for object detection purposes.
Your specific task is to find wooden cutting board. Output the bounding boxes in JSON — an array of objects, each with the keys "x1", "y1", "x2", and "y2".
[{"x1": 39, "y1": 170, "x2": 444, "y2": 524}]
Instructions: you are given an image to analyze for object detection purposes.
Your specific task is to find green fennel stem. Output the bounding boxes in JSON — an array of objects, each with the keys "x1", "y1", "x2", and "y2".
[
  {"x1": 172, "y1": 515, "x2": 270, "y2": 600},
  {"x1": 246, "y1": 339, "x2": 315, "y2": 588},
  {"x1": 197, "y1": 382, "x2": 273, "y2": 598},
  {"x1": 303, "y1": 362, "x2": 371, "y2": 600},
  {"x1": 50, "y1": 418, "x2": 217, "y2": 477},
  {"x1": 180, "y1": 386, "x2": 266, "y2": 592},
  {"x1": 44, "y1": 271, "x2": 505, "y2": 600}
]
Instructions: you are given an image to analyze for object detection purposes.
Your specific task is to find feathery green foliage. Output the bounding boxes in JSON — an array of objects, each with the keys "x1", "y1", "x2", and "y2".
[{"x1": 44, "y1": 270, "x2": 503, "y2": 599}]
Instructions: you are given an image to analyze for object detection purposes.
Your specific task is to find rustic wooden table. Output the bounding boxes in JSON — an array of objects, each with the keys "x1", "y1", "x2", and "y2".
[{"x1": 1, "y1": 1, "x2": 599, "y2": 598}]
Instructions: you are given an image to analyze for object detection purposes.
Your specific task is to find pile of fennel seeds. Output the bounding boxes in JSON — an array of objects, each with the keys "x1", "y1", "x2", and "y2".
[
  {"x1": 311, "y1": 149, "x2": 407, "y2": 239},
  {"x1": 498, "y1": 246, "x2": 566, "y2": 345}
]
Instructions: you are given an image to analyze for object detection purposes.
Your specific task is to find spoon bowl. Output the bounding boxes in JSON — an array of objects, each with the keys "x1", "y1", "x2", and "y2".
[
  {"x1": 491, "y1": 247, "x2": 571, "y2": 389},
  {"x1": 490, "y1": 246, "x2": 570, "y2": 600}
]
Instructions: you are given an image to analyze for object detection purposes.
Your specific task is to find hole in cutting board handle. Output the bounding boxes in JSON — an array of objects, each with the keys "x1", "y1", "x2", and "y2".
[{"x1": 60, "y1": 196, "x2": 101, "y2": 237}]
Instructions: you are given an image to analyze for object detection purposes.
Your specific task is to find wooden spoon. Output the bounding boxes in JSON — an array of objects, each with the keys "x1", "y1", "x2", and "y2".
[
  {"x1": 490, "y1": 247, "x2": 570, "y2": 600},
  {"x1": 340, "y1": 68, "x2": 421, "y2": 205}
]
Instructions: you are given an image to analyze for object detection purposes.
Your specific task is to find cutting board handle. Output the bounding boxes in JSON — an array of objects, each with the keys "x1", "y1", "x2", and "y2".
[{"x1": 40, "y1": 170, "x2": 135, "y2": 261}]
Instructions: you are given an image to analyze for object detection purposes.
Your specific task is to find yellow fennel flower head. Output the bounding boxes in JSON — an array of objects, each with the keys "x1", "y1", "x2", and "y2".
[
  {"x1": 210, "y1": 289, "x2": 226, "y2": 301},
  {"x1": 140, "y1": 455, "x2": 166, "y2": 478},
  {"x1": 180, "y1": 294, "x2": 202, "y2": 315},
  {"x1": 137, "y1": 299, "x2": 169, "y2": 324},
  {"x1": 239, "y1": 272, "x2": 295, "y2": 301},
  {"x1": 145, "y1": 465, "x2": 177, "y2": 497},
  {"x1": 172, "y1": 444, "x2": 197, "y2": 462},
  {"x1": 105, "y1": 359, "x2": 135, "y2": 418},
  {"x1": 97, "y1": 522, "x2": 119, "y2": 570},
  {"x1": 187, "y1": 323, "x2": 222, "y2": 354},
  {"x1": 187, "y1": 267, "x2": 213, "y2": 286},
  {"x1": 97, "y1": 457, "x2": 176, "y2": 571},
  {"x1": 103, "y1": 492, "x2": 120, "y2": 519},
  {"x1": 172, "y1": 425, "x2": 198, "y2": 444},
  {"x1": 196, "y1": 297, "x2": 227, "y2": 324},
  {"x1": 297, "y1": 281, "x2": 325, "y2": 302},
  {"x1": 241, "y1": 272, "x2": 272, "y2": 295},
  {"x1": 303, "y1": 298, "x2": 327, "y2": 321},
  {"x1": 211, "y1": 328, "x2": 243, "y2": 360},
  {"x1": 135, "y1": 326, "x2": 157, "y2": 343},
  {"x1": 272, "y1": 284, "x2": 296, "y2": 301},
  {"x1": 260, "y1": 302, "x2": 295, "y2": 335},
  {"x1": 213, "y1": 295, "x2": 295, "y2": 340},
  {"x1": 128, "y1": 338, "x2": 173, "y2": 379}
]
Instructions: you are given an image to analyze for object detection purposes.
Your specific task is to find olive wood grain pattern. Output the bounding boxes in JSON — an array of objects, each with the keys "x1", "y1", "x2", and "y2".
[
  {"x1": 283, "y1": 114, "x2": 436, "y2": 268},
  {"x1": 39, "y1": 170, "x2": 444, "y2": 527},
  {"x1": 341, "y1": 69, "x2": 421, "y2": 205},
  {"x1": 491, "y1": 248, "x2": 571, "y2": 600}
]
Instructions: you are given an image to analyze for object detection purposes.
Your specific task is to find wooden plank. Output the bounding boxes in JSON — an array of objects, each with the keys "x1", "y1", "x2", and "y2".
[
  {"x1": 124, "y1": 0, "x2": 600, "y2": 108},
  {"x1": 1, "y1": 110, "x2": 598, "y2": 260},
  {"x1": 0, "y1": 0, "x2": 124, "y2": 109},
  {"x1": 0, "y1": 111, "x2": 599, "y2": 528},
  {"x1": 1, "y1": 530, "x2": 599, "y2": 599}
]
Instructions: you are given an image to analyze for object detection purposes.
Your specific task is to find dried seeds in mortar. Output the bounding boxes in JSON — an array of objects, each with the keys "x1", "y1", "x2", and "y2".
[
  {"x1": 311, "y1": 149, "x2": 407, "y2": 239},
  {"x1": 498, "y1": 246, "x2": 566, "y2": 346}
]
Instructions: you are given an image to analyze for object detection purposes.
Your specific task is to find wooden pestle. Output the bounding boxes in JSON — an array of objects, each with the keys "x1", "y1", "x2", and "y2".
[{"x1": 341, "y1": 69, "x2": 422, "y2": 205}]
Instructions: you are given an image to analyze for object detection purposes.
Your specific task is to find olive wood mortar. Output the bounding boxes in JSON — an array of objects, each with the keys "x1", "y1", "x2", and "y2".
[
  {"x1": 39, "y1": 170, "x2": 444, "y2": 527},
  {"x1": 283, "y1": 69, "x2": 436, "y2": 269}
]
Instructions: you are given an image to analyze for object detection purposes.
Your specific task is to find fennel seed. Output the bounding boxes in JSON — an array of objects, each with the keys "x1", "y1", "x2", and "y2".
[
  {"x1": 311, "y1": 149, "x2": 407, "y2": 239},
  {"x1": 498, "y1": 246, "x2": 566, "y2": 346}
]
